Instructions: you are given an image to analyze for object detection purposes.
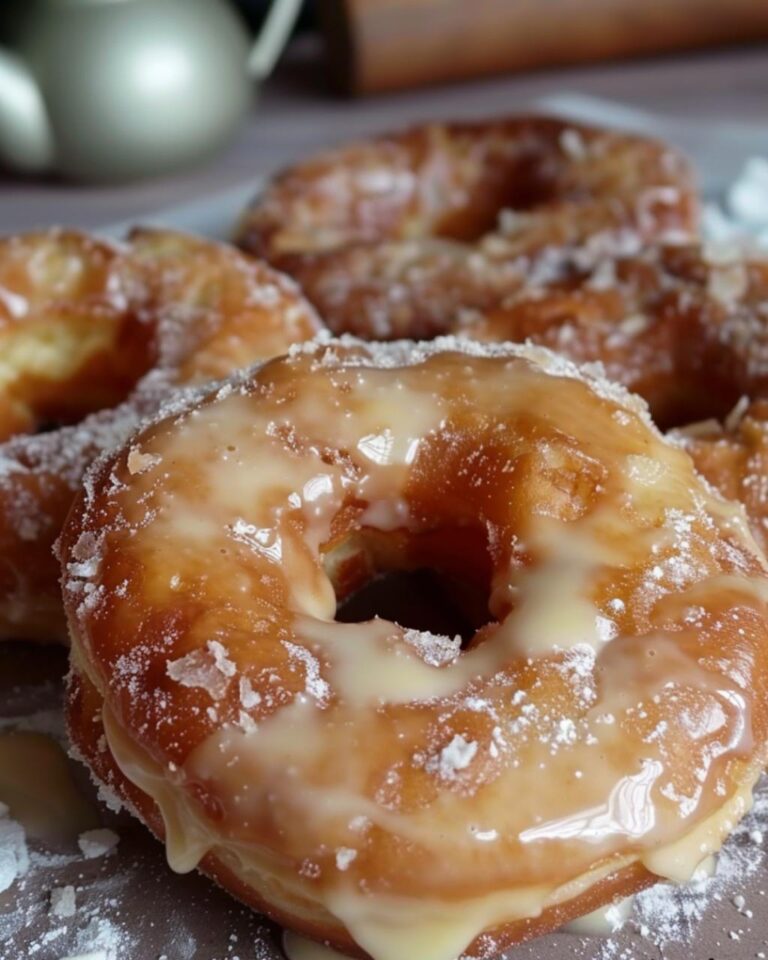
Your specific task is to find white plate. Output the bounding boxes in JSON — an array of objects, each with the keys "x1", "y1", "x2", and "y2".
[{"x1": 99, "y1": 93, "x2": 768, "y2": 241}]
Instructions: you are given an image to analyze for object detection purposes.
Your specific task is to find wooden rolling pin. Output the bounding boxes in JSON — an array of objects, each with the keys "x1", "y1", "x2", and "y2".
[{"x1": 319, "y1": 0, "x2": 768, "y2": 94}]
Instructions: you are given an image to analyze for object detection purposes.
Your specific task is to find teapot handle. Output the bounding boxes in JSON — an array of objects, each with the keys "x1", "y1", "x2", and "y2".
[
  {"x1": 0, "y1": 48, "x2": 54, "y2": 172},
  {"x1": 247, "y1": 0, "x2": 304, "y2": 80}
]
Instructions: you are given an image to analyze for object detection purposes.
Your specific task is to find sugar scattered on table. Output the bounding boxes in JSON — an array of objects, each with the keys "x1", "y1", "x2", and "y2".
[
  {"x1": 50, "y1": 885, "x2": 77, "y2": 918},
  {"x1": 77, "y1": 829, "x2": 119, "y2": 860}
]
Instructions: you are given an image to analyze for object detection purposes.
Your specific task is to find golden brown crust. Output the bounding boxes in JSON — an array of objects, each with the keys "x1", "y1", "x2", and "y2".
[
  {"x1": 237, "y1": 116, "x2": 698, "y2": 339},
  {"x1": 0, "y1": 228, "x2": 321, "y2": 642}
]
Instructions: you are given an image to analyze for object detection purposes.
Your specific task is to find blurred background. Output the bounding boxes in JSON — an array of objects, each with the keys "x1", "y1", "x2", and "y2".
[{"x1": 2, "y1": 0, "x2": 768, "y2": 230}]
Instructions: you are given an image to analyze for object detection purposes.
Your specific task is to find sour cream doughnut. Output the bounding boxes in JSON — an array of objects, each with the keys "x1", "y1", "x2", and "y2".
[
  {"x1": 62, "y1": 338, "x2": 768, "y2": 960},
  {"x1": 463, "y1": 243, "x2": 768, "y2": 430},
  {"x1": 0, "y1": 227, "x2": 320, "y2": 642},
  {"x1": 237, "y1": 117, "x2": 697, "y2": 339}
]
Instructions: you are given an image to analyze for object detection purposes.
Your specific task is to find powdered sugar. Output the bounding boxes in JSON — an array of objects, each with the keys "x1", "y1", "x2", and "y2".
[
  {"x1": 208, "y1": 640, "x2": 237, "y2": 679},
  {"x1": 282, "y1": 641, "x2": 330, "y2": 703},
  {"x1": 50, "y1": 885, "x2": 77, "y2": 918},
  {"x1": 426, "y1": 734, "x2": 479, "y2": 780},
  {"x1": 166, "y1": 640, "x2": 238, "y2": 701},
  {"x1": 402, "y1": 628, "x2": 461, "y2": 667},
  {"x1": 57, "y1": 916, "x2": 127, "y2": 960},
  {"x1": 239, "y1": 674, "x2": 262, "y2": 709},
  {"x1": 636, "y1": 781, "x2": 768, "y2": 945},
  {"x1": 0, "y1": 804, "x2": 29, "y2": 893},
  {"x1": 77, "y1": 829, "x2": 119, "y2": 860},
  {"x1": 334, "y1": 847, "x2": 357, "y2": 871},
  {"x1": 126, "y1": 446, "x2": 161, "y2": 476}
]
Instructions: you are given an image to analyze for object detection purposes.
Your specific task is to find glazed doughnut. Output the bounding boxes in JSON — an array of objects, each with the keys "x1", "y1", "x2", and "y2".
[
  {"x1": 62, "y1": 338, "x2": 768, "y2": 960},
  {"x1": 461, "y1": 243, "x2": 768, "y2": 430},
  {"x1": 236, "y1": 117, "x2": 698, "y2": 339},
  {"x1": 0, "y1": 227, "x2": 320, "y2": 642}
]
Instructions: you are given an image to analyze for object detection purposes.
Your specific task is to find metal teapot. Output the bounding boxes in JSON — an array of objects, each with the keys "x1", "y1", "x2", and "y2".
[{"x1": 0, "y1": 0, "x2": 301, "y2": 181}]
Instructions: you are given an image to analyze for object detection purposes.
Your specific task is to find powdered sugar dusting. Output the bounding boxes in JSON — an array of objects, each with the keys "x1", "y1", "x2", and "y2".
[
  {"x1": 77, "y1": 829, "x2": 119, "y2": 860},
  {"x1": 239, "y1": 674, "x2": 262, "y2": 709},
  {"x1": 402, "y1": 628, "x2": 461, "y2": 667},
  {"x1": 50, "y1": 884, "x2": 77, "y2": 918},
  {"x1": 166, "y1": 640, "x2": 237, "y2": 701},
  {"x1": 426, "y1": 734, "x2": 478, "y2": 780},
  {"x1": 335, "y1": 847, "x2": 357, "y2": 871},
  {"x1": 283, "y1": 641, "x2": 330, "y2": 703}
]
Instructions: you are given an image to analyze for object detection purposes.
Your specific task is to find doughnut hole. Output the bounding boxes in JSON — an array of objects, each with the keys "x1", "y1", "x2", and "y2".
[
  {"x1": 431, "y1": 145, "x2": 563, "y2": 242},
  {"x1": 324, "y1": 417, "x2": 609, "y2": 646},
  {"x1": 325, "y1": 521, "x2": 496, "y2": 647}
]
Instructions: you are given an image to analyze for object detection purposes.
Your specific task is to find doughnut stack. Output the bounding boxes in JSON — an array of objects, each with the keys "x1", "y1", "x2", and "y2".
[{"x1": 6, "y1": 117, "x2": 768, "y2": 960}]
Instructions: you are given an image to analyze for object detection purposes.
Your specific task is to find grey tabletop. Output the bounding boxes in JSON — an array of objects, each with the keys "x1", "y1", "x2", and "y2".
[{"x1": 2, "y1": 38, "x2": 768, "y2": 234}]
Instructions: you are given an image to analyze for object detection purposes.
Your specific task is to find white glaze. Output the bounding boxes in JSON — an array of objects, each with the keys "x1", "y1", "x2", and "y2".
[
  {"x1": 564, "y1": 894, "x2": 635, "y2": 936},
  {"x1": 283, "y1": 931, "x2": 347, "y2": 960}
]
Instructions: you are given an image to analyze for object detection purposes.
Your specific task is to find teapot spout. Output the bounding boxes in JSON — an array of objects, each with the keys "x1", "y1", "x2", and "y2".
[{"x1": 0, "y1": 49, "x2": 54, "y2": 173}]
